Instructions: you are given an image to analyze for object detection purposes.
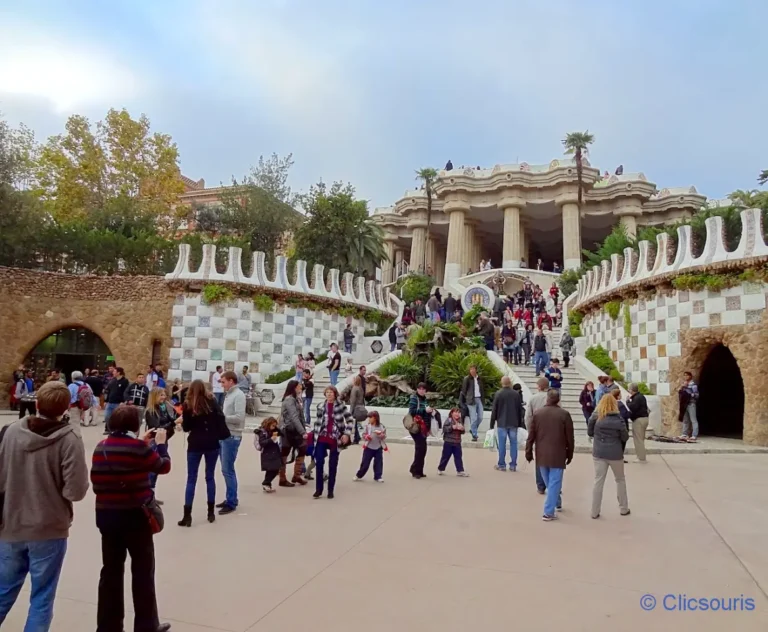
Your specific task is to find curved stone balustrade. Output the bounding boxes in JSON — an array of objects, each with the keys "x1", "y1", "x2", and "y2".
[
  {"x1": 574, "y1": 208, "x2": 768, "y2": 309},
  {"x1": 165, "y1": 244, "x2": 397, "y2": 315}
]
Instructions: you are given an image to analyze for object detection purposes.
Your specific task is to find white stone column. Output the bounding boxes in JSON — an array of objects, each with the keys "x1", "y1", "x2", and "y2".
[
  {"x1": 444, "y1": 206, "x2": 467, "y2": 287},
  {"x1": 409, "y1": 226, "x2": 427, "y2": 274},
  {"x1": 425, "y1": 236, "x2": 436, "y2": 277},
  {"x1": 620, "y1": 214, "x2": 637, "y2": 238},
  {"x1": 463, "y1": 221, "x2": 476, "y2": 274},
  {"x1": 519, "y1": 226, "x2": 528, "y2": 266},
  {"x1": 561, "y1": 202, "x2": 582, "y2": 270},
  {"x1": 502, "y1": 204, "x2": 522, "y2": 268},
  {"x1": 394, "y1": 249, "x2": 405, "y2": 278},
  {"x1": 434, "y1": 246, "x2": 445, "y2": 286},
  {"x1": 383, "y1": 238, "x2": 396, "y2": 283}
]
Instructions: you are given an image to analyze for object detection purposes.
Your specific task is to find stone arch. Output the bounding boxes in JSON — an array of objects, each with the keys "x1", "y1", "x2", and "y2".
[
  {"x1": 697, "y1": 344, "x2": 744, "y2": 438},
  {"x1": 22, "y1": 325, "x2": 114, "y2": 384}
]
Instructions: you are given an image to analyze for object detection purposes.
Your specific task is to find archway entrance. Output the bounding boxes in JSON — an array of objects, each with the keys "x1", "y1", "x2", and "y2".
[
  {"x1": 24, "y1": 327, "x2": 113, "y2": 385},
  {"x1": 697, "y1": 344, "x2": 744, "y2": 439}
]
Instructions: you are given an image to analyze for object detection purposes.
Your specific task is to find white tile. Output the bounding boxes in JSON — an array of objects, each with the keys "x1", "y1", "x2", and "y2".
[
  {"x1": 181, "y1": 337, "x2": 197, "y2": 349},
  {"x1": 193, "y1": 348, "x2": 210, "y2": 360},
  {"x1": 250, "y1": 330, "x2": 263, "y2": 342},
  {"x1": 225, "y1": 307, "x2": 241, "y2": 319},
  {"x1": 647, "y1": 370, "x2": 659, "y2": 384},
  {"x1": 169, "y1": 348, "x2": 184, "y2": 359},
  {"x1": 657, "y1": 356, "x2": 669, "y2": 371},
  {"x1": 741, "y1": 293, "x2": 766, "y2": 311},
  {"x1": 223, "y1": 328, "x2": 239, "y2": 340},
  {"x1": 689, "y1": 313, "x2": 708, "y2": 328},
  {"x1": 667, "y1": 342, "x2": 681, "y2": 357},
  {"x1": 677, "y1": 301, "x2": 692, "y2": 317},
  {"x1": 197, "y1": 304, "x2": 213, "y2": 317},
  {"x1": 248, "y1": 352, "x2": 263, "y2": 363},
  {"x1": 171, "y1": 326, "x2": 185, "y2": 338},
  {"x1": 647, "y1": 346, "x2": 658, "y2": 358},
  {"x1": 237, "y1": 299, "x2": 252, "y2": 311},
  {"x1": 720, "y1": 286, "x2": 743, "y2": 297},
  {"x1": 172, "y1": 304, "x2": 186, "y2": 317},
  {"x1": 192, "y1": 371, "x2": 209, "y2": 382},
  {"x1": 638, "y1": 334, "x2": 648, "y2": 347},
  {"x1": 690, "y1": 290, "x2": 708, "y2": 301},
  {"x1": 284, "y1": 324, "x2": 296, "y2": 335},
  {"x1": 272, "y1": 333, "x2": 286, "y2": 345},
  {"x1": 721, "y1": 310, "x2": 747, "y2": 326},
  {"x1": 222, "y1": 350, "x2": 238, "y2": 362},
  {"x1": 236, "y1": 340, "x2": 250, "y2": 352},
  {"x1": 180, "y1": 359, "x2": 196, "y2": 371},
  {"x1": 210, "y1": 316, "x2": 227, "y2": 329},
  {"x1": 182, "y1": 315, "x2": 198, "y2": 327},
  {"x1": 637, "y1": 309, "x2": 648, "y2": 324},
  {"x1": 639, "y1": 358, "x2": 649, "y2": 371},
  {"x1": 656, "y1": 331, "x2": 669, "y2": 345},
  {"x1": 167, "y1": 369, "x2": 182, "y2": 382},
  {"x1": 666, "y1": 294, "x2": 678, "y2": 305},
  {"x1": 657, "y1": 382, "x2": 670, "y2": 396},
  {"x1": 631, "y1": 324, "x2": 639, "y2": 336},
  {"x1": 195, "y1": 327, "x2": 212, "y2": 339},
  {"x1": 666, "y1": 316, "x2": 680, "y2": 332},
  {"x1": 630, "y1": 346, "x2": 640, "y2": 360},
  {"x1": 646, "y1": 320, "x2": 657, "y2": 334},
  {"x1": 261, "y1": 322, "x2": 275, "y2": 334},
  {"x1": 704, "y1": 297, "x2": 726, "y2": 313},
  {"x1": 209, "y1": 337, "x2": 225, "y2": 350}
]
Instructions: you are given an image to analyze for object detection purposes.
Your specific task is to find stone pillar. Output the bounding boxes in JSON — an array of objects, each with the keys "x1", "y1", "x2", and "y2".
[
  {"x1": 444, "y1": 206, "x2": 467, "y2": 287},
  {"x1": 383, "y1": 238, "x2": 396, "y2": 283},
  {"x1": 561, "y1": 202, "x2": 582, "y2": 270},
  {"x1": 394, "y1": 249, "x2": 405, "y2": 278},
  {"x1": 502, "y1": 205, "x2": 522, "y2": 268},
  {"x1": 425, "y1": 236, "x2": 436, "y2": 277},
  {"x1": 620, "y1": 214, "x2": 637, "y2": 238},
  {"x1": 434, "y1": 247, "x2": 445, "y2": 286},
  {"x1": 463, "y1": 222, "x2": 476, "y2": 274},
  {"x1": 409, "y1": 226, "x2": 427, "y2": 274}
]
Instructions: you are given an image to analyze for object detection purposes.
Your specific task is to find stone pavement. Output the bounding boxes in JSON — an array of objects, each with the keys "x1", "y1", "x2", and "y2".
[{"x1": 3, "y1": 424, "x2": 768, "y2": 631}]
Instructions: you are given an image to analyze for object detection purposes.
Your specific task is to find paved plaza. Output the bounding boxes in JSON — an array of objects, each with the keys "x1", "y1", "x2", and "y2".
[{"x1": 4, "y1": 425, "x2": 768, "y2": 632}]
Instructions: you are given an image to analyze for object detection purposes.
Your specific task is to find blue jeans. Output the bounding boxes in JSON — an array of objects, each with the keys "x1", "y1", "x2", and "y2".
[
  {"x1": 220, "y1": 436, "x2": 241, "y2": 508},
  {"x1": 682, "y1": 403, "x2": 699, "y2": 438},
  {"x1": 214, "y1": 392, "x2": 225, "y2": 408},
  {"x1": 185, "y1": 449, "x2": 219, "y2": 506},
  {"x1": 430, "y1": 312, "x2": 439, "y2": 323},
  {"x1": 538, "y1": 466, "x2": 564, "y2": 517},
  {"x1": 329, "y1": 370, "x2": 340, "y2": 386},
  {"x1": 534, "y1": 351, "x2": 549, "y2": 376},
  {"x1": 104, "y1": 402, "x2": 120, "y2": 429},
  {"x1": 0, "y1": 538, "x2": 68, "y2": 632},
  {"x1": 468, "y1": 399, "x2": 484, "y2": 438},
  {"x1": 438, "y1": 443, "x2": 464, "y2": 472},
  {"x1": 496, "y1": 427, "x2": 518, "y2": 470},
  {"x1": 356, "y1": 447, "x2": 383, "y2": 480},
  {"x1": 303, "y1": 397, "x2": 313, "y2": 426},
  {"x1": 314, "y1": 441, "x2": 339, "y2": 495},
  {"x1": 345, "y1": 342, "x2": 353, "y2": 353}
]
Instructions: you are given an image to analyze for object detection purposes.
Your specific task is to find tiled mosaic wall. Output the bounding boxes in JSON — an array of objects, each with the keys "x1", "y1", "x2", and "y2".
[
  {"x1": 581, "y1": 282, "x2": 768, "y2": 396},
  {"x1": 166, "y1": 294, "x2": 371, "y2": 385}
]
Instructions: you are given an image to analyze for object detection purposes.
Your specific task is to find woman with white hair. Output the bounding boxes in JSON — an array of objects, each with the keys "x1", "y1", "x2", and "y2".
[{"x1": 67, "y1": 370, "x2": 93, "y2": 426}]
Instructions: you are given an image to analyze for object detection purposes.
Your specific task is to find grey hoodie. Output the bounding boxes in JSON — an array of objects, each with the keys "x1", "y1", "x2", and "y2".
[{"x1": 0, "y1": 417, "x2": 89, "y2": 542}]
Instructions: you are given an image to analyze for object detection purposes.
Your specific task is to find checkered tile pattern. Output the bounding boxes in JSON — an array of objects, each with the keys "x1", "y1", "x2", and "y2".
[
  {"x1": 167, "y1": 294, "x2": 370, "y2": 384},
  {"x1": 581, "y1": 283, "x2": 767, "y2": 396}
]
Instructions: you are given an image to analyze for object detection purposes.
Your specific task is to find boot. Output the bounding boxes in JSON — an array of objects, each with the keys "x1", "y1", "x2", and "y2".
[
  {"x1": 207, "y1": 502, "x2": 216, "y2": 523},
  {"x1": 279, "y1": 466, "x2": 295, "y2": 488},
  {"x1": 292, "y1": 455, "x2": 307, "y2": 485},
  {"x1": 177, "y1": 505, "x2": 192, "y2": 527}
]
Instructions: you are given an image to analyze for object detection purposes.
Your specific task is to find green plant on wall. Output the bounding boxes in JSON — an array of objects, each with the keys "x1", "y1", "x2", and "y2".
[
  {"x1": 377, "y1": 354, "x2": 423, "y2": 388},
  {"x1": 252, "y1": 294, "x2": 275, "y2": 312},
  {"x1": 604, "y1": 301, "x2": 621, "y2": 320},
  {"x1": 568, "y1": 309, "x2": 583, "y2": 338},
  {"x1": 202, "y1": 283, "x2": 235, "y2": 305},
  {"x1": 393, "y1": 273, "x2": 434, "y2": 305},
  {"x1": 623, "y1": 302, "x2": 632, "y2": 338},
  {"x1": 428, "y1": 349, "x2": 502, "y2": 403},
  {"x1": 585, "y1": 344, "x2": 650, "y2": 394}
]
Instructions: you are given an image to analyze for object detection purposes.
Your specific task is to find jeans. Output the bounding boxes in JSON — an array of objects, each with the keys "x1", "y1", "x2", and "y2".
[
  {"x1": 97, "y1": 511, "x2": 159, "y2": 632},
  {"x1": 103, "y1": 402, "x2": 121, "y2": 431},
  {"x1": 484, "y1": 336, "x2": 495, "y2": 351},
  {"x1": 345, "y1": 342, "x2": 353, "y2": 353},
  {"x1": 496, "y1": 427, "x2": 518, "y2": 470},
  {"x1": 468, "y1": 399, "x2": 484, "y2": 439},
  {"x1": 409, "y1": 433, "x2": 428, "y2": 476},
  {"x1": 512, "y1": 344, "x2": 522, "y2": 365},
  {"x1": 329, "y1": 370, "x2": 340, "y2": 386},
  {"x1": 521, "y1": 343, "x2": 531, "y2": 365},
  {"x1": 438, "y1": 443, "x2": 464, "y2": 473},
  {"x1": 538, "y1": 466, "x2": 564, "y2": 517},
  {"x1": 314, "y1": 441, "x2": 339, "y2": 495},
  {"x1": 303, "y1": 397, "x2": 313, "y2": 426},
  {"x1": 0, "y1": 538, "x2": 68, "y2": 632},
  {"x1": 356, "y1": 447, "x2": 383, "y2": 480},
  {"x1": 535, "y1": 464, "x2": 562, "y2": 509},
  {"x1": 214, "y1": 392, "x2": 225, "y2": 408},
  {"x1": 430, "y1": 312, "x2": 439, "y2": 323},
  {"x1": 220, "y1": 436, "x2": 241, "y2": 508},
  {"x1": 682, "y1": 403, "x2": 699, "y2": 438},
  {"x1": 534, "y1": 350, "x2": 549, "y2": 376},
  {"x1": 390, "y1": 342, "x2": 396, "y2": 352},
  {"x1": 185, "y1": 449, "x2": 219, "y2": 506}
]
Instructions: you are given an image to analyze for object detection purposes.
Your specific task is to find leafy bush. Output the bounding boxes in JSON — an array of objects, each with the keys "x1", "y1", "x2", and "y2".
[
  {"x1": 364, "y1": 329, "x2": 378, "y2": 337},
  {"x1": 604, "y1": 301, "x2": 621, "y2": 320},
  {"x1": 623, "y1": 302, "x2": 632, "y2": 338},
  {"x1": 202, "y1": 283, "x2": 234, "y2": 305},
  {"x1": 393, "y1": 273, "x2": 434, "y2": 305},
  {"x1": 568, "y1": 310, "x2": 584, "y2": 327},
  {"x1": 253, "y1": 294, "x2": 275, "y2": 312},
  {"x1": 405, "y1": 322, "x2": 435, "y2": 350},
  {"x1": 368, "y1": 394, "x2": 411, "y2": 408},
  {"x1": 636, "y1": 382, "x2": 651, "y2": 395},
  {"x1": 585, "y1": 345, "x2": 624, "y2": 383},
  {"x1": 265, "y1": 368, "x2": 296, "y2": 384},
  {"x1": 428, "y1": 349, "x2": 502, "y2": 400},
  {"x1": 558, "y1": 269, "x2": 580, "y2": 298},
  {"x1": 569, "y1": 324, "x2": 582, "y2": 338},
  {"x1": 462, "y1": 304, "x2": 484, "y2": 329},
  {"x1": 377, "y1": 354, "x2": 423, "y2": 388}
]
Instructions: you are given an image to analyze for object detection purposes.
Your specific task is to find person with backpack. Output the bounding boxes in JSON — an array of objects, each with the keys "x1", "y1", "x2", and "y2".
[
  {"x1": 67, "y1": 371, "x2": 93, "y2": 427},
  {"x1": 123, "y1": 373, "x2": 150, "y2": 423},
  {"x1": 85, "y1": 369, "x2": 104, "y2": 426}
]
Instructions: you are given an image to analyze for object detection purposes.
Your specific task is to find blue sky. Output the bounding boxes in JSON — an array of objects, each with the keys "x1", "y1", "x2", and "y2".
[{"x1": 1, "y1": 0, "x2": 766, "y2": 209}]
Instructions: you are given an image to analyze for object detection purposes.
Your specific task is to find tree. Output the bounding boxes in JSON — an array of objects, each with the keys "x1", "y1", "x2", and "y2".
[
  {"x1": 758, "y1": 169, "x2": 768, "y2": 186},
  {"x1": 562, "y1": 131, "x2": 595, "y2": 207},
  {"x1": 350, "y1": 217, "x2": 387, "y2": 276},
  {"x1": 248, "y1": 152, "x2": 297, "y2": 206},
  {"x1": 728, "y1": 189, "x2": 761, "y2": 207},
  {"x1": 582, "y1": 223, "x2": 635, "y2": 270},
  {"x1": 415, "y1": 167, "x2": 438, "y2": 273}
]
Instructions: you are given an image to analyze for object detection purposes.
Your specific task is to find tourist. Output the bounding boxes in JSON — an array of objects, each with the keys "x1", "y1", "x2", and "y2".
[
  {"x1": 279, "y1": 380, "x2": 308, "y2": 488},
  {"x1": 171, "y1": 379, "x2": 182, "y2": 404},
  {"x1": 536, "y1": 258, "x2": 542, "y2": 270},
  {"x1": 489, "y1": 376, "x2": 525, "y2": 472},
  {"x1": 549, "y1": 282, "x2": 559, "y2": 304},
  {"x1": 91, "y1": 406, "x2": 172, "y2": 632},
  {"x1": 445, "y1": 159, "x2": 453, "y2": 171},
  {"x1": 178, "y1": 380, "x2": 228, "y2": 527},
  {"x1": 413, "y1": 299, "x2": 426, "y2": 324},
  {"x1": 345, "y1": 356, "x2": 354, "y2": 379},
  {"x1": 238, "y1": 365, "x2": 252, "y2": 396},
  {"x1": 313, "y1": 386, "x2": 353, "y2": 498},
  {"x1": 437, "y1": 407, "x2": 468, "y2": 476},
  {"x1": 65, "y1": 370, "x2": 91, "y2": 427},
  {"x1": 124, "y1": 373, "x2": 150, "y2": 423},
  {"x1": 305, "y1": 351, "x2": 316, "y2": 375},
  {"x1": 0, "y1": 381, "x2": 89, "y2": 631},
  {"x1": 559, "y1": 329, "x2": 574, "y2": 368},
  {"x1": 85, "y1": 369, "x2": 104, "y2": 425},
  {"x1": 104, "y1": 367, "x2": 129, "y2": 431},
  {"x1": 525, "y1": 377, "x2": 555, "y2": 497},
  {"x1": 327, "y1": 343, "x2": 342, "y2": 386},
  {"x1": 587, "y1": 394, "x2": 630, "y2": 519},
  {"x1": 544, "y1": 358, "x2": 563, "y2": 392},
  {"x1": 519, "y1": 323, "x2": 533, "y2": 365},
  {"x1": 14, "y1": 372, "x2": 35, "y2": 420},
  {"x1": 475, "y1": 313, "x2": 496, "y2": 351},
  {"x1": 679, "y1": 371, "x2": 699, "y2": 442},
  {"x1": 595, "y1": 375, "x2": 620, "y2": 406},
  {"x1": 211, "y1": 365, "x2": 225, "y2": 407},
  {"x1": 479, "y1": 259, "x2": 486, "y2": 272},
  {"x1": 294, "y1": 353, "x2": 305, "y2": 382},
  {"x1": 460, "y1": 364, "x2": 485, "y2": 441},
  {"x1": 579, "y1": 381, "x2": 596, "y2": 423},
  {"x1": 343, "y1": 324, "x2": 355, "y2": 353},
  {"x1": 349, "y1": 375, "x2": 367, "y2": 444},
  {"x1": 525, "y1": 389, "x2": 575, "y2": 521},
  {"x1": 147, "y1": 364, "x2": 159, "y2": 391},
  {"x1": 425, "y1": 293, "x2": 439, "y2": 323},
  {"x1": 395, "y1": 324, "x2": 406, "y2": 349},
  {"x1": 501, "y1": 322, "x2": 516, "y2": 364},
  {"x1": 615, "y1": 164, "x2": 624, "y2": 175},
  {"x1": 626, "y1": 383, "x2": 650, "y2": 463},
  {"x1": 388, "y1": 322, "x2": 398, "y2": 352},
  {"x1": 552, "y1": 262, "x2": 560, "y2": 273},
  {"x1": 144, "y1": 388, "x2": 177, "y2": 503},
  {"x1": 401, "y1": 305, "x2": 414, "y2": 326},
  {"x1": 101, "y1": 366, "x2": 114, "y2": 408},
  {"x1": 256, "y1": 417, "x2": 282, "y2": 492},
  {"x1": 444, "y1": 293, "x2": 457, "y2": 322},
  {"x1": 485, "y1": 259, "x2": 493, "y2": 271},
  {"x1": 532, "y1": 327, "x2": 551, "y2": 377},
  {"x1": 217, "y1": 370, "x2": 246, "y2": 515},
  {"x1": 408, "y1": 382, "x2": 433, "y2": 479},
  {"x1": 354, "y1": 411, "x2": 387, "y2": 482},
  {"x1": 302, "y1": 368, "x2": 314, "y2": 425}
]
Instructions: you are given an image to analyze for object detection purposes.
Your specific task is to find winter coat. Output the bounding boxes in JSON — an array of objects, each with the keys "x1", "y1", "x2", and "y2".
[
  {"x1": 588, "y1": 412, "x2": 629, "y2": 461},
  {"x1": 256, "y1": 428, "x2": 283, "y2": 471}
]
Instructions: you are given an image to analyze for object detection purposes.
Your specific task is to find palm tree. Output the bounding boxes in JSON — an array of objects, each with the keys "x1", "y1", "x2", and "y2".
[
  {"x1": 415, "y1": 167, "x2": 438, "y2": 275},
  {"x1": 728, "y1": 189, "x2": 760, "y2": 207},
  {"x1": 350, "y1": 217, "x2": 387, "y2": 278},
  {"x1": 759, "y1": 169, "x2": 768, "y2": 186},
  {"x1": 562, "y1": 131, "x2": 595, "y2": 207}
]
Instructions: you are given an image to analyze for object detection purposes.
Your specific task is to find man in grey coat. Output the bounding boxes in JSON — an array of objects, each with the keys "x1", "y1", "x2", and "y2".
[
  {"x1": 489, "y1": 376, "x2": 525, "y2": 471},
  {"x1": 525, "y1": 377, "x2": 559, "y2": 500}
]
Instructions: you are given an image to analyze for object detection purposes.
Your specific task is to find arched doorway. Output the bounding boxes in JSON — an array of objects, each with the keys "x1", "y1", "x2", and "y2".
[
  {"x1": 24, "y1": 327, "x2": 113, "y2": 385},
  {"x1": 697, "y1": 344, "x2": 744, "y2": 439}
]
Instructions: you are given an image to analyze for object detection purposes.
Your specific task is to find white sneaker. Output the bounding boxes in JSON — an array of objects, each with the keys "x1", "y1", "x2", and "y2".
[
  {"x1": 375, "y1": 478, "x2": 384, "y2": 483},
  {"x1": 353, "y1": 476, "x2": 362, "y2": 482},
  {"x1": 633, "y1": 459, "x2": 648, "y2": 464},
  {"x1": 262, "y1": 485, "x2": 274, "y2": 493},
  {"x1": 457, "y1": 472, "x2": 469, "y2": 477},
  {"x1": 438, "y1": 470, "x2": 445, "y2": 476}
]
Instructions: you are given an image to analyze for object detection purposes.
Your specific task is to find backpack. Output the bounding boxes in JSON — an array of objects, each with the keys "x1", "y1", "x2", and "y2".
[
  {"x1": 402, "y1": 413, "x2": 420, "y2": 434},
  {"x1": 77, "y1": 383, "x2": 93, "y2": 410}
]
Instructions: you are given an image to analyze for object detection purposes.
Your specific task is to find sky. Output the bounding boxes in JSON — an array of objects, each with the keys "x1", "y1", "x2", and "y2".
[{"x1": 1, "y1": 0, "x2": 766, "y2": 210}]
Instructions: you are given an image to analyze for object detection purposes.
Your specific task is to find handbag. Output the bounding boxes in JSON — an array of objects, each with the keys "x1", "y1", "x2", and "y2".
[{"x1": 402, "y1": 413, "x2": 420, "y2": 434}]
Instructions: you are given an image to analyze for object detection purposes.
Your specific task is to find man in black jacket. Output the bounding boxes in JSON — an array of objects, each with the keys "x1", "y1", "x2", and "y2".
[
  {"x1": 444, "y1": 293, "x2": 457, "y2": 321},
  {"x1": 626, "y1": 383, "x2": 649, "y2": 463},
  {"x1": 489, "y1": 376, "x2": 525, "y2": 471},
  {"x1": 460, "y1": 365, "x2": 485, "y2": 441},
  {"x1": 103, "y1": 366, "x2": 129, "y2": 432}
]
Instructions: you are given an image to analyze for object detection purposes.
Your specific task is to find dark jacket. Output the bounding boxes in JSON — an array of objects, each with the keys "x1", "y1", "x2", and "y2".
[
  {"x1": 85, "y1": 376, "x2": 104, "y2": 397},
  {"x1": 627, "y1": 392, "x2": 649, "y2": 420},
  {"x1": 349, "y1": 385, "x2": 367, "y2": 422},
  {"x1": 587, "y1": 412, "x2": 629, "y2": 461},
  {"x1": 105, "y1": 376, "x2": 129, "y2": 404},
  {"x1": 460, "y1": 375, "x2": 484, "y2": 406},
  {"x1": 388, "y1": 325, "x2": 397, "y2": 344},
  {"x1": 489, "y1": 387, "x2": 524, "y2": 430},
  {"x1": 144, "y1": 402, "x2": 177, "y2": 439},
  {"x1": 476, "y1": 318, "x2": 495, "y2": 339},
  {"x1": 579, "y1": 389, "x2": 595, "y2": 414},
  {"x1": 181, "y1": 397, "x2": 229, "y2": 452},
  {"x1": 124, "y1": 383, "x2": 149, "y2": 407},
  {"x1": 256, "y1": 428, "x2": 283, "y2": 471},
  {"x1": 444, "y1": 296, "x2": 457, "y2": 313},
  {"x1": 525, "y1": 404, "x2": 575, "y2": 469}
]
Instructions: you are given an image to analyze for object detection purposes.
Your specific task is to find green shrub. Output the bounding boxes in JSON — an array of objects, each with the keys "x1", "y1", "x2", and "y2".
[
  {"x1": 636, "y1": 382, "x2": 651, "y2": 395},
  {"x1": 604, "y1": 301, "x2": 621, "y2": 320},
  {"x1": 202, "y1": 283, "x2": 235, "y2": 305},
  {"x1": 253, "y1": 294, "x2": 275, "y2": 312},
  {"x1": 623, "y1": 302, "x2": 632, "y2": 338},
  {"x1": 377, "y1": 354, "x2": 423, "y2": 388},
  {"x1": 364, "y1": 329, "x2": 378, "y2": 337},
  {"x1": 569, "y1": 324, "x2": 581, "y2": 338},
  {"x1": 265, "y1": 368, "x2": 296, "y2": 384},
  {"x1": 393, "y1": 273, "x2": 434, "y2": 305},
  {"x1": 568, "y1": 310, "x2": 584, "y2": 327},
  {"x1": 558, "y1": 269, "x2": 580, "y2": 297},
  {"x1": 368, "y1": 394, "x2": 412, "y2": 408},
  {"x1": 585, "y1": 345, "x2": 626, "y2": 385},
  {"x1": 405, "y1": 323, "x2": 436, "y2": 351},
  {"x1": 461, "y1": 304, "x2": 484, "y2": 329},
  {"x1": 428, "y1": 349, "x2": 502, "y2": 399}
]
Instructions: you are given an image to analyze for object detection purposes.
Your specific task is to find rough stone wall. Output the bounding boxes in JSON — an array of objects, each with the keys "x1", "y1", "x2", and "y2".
[{"x1": 0, "y1": 267, "x2": 176, "y2": 405}]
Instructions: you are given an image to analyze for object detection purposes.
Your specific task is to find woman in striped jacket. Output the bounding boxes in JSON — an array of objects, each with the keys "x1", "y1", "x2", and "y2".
[{"x1": 312, "y1": 386, "x2": 353, "y2": 499}]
